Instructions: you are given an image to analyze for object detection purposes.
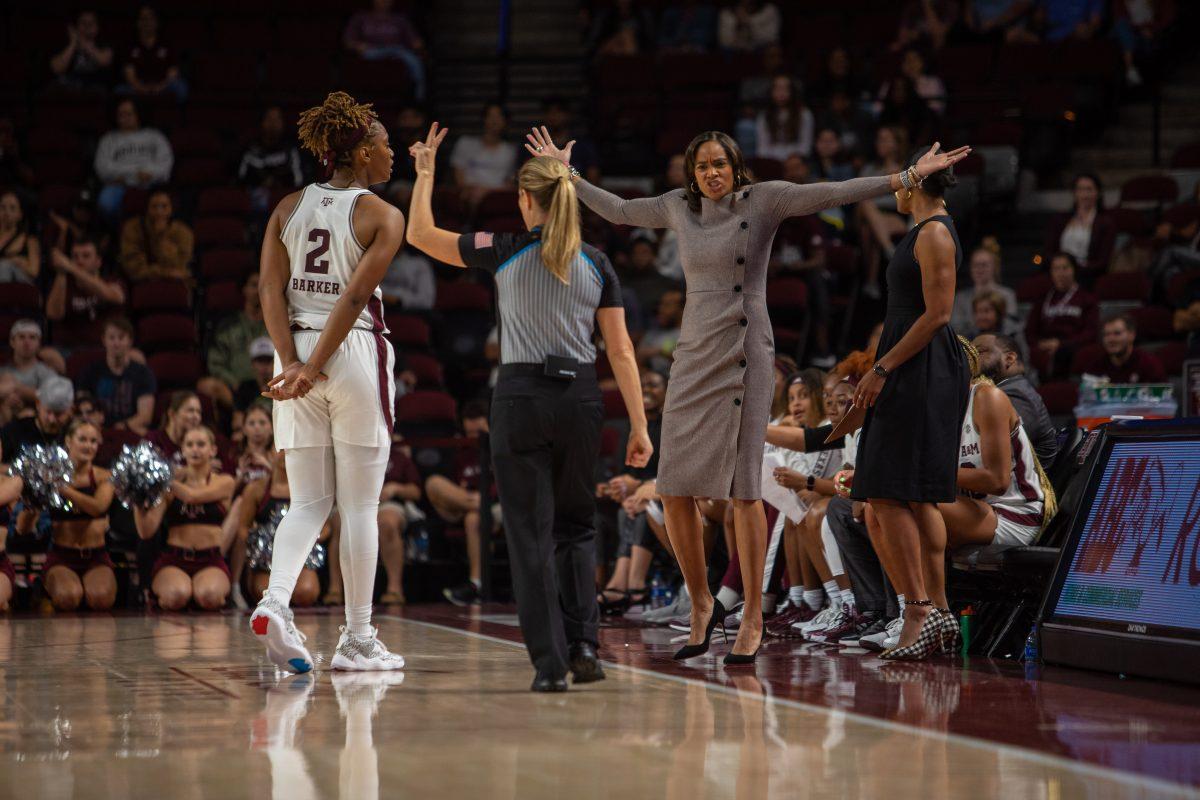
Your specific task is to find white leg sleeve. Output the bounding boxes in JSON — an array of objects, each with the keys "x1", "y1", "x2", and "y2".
[
  {"x1": 266, "y1": 447, "x2": 336, "y2": 606},
  {"x1": 821, "y1": 514, "x2": 845, "y2": 578},
  {"x1": 333, "y1": 440, "x2": 390, "y2": 635}
]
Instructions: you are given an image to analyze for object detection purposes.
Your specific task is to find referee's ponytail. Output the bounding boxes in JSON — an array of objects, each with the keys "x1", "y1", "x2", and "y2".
[{"x1": 520, "y1": 156, "x2": 580, "y2": 285}]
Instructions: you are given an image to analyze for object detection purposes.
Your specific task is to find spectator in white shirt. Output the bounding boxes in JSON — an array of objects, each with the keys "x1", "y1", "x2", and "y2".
[
  {"x1": 93, "y1": 98, "x2": 173, "y2": 222},
  {"x1": 381, "y1": 245, "x2": 437, "y2": 311},
  {"x1": 450, "y1": 103, "x2": 518, "y2": 211},
  {"x1": 755, "y1": 75, "x2": 815, "y2": 161}
]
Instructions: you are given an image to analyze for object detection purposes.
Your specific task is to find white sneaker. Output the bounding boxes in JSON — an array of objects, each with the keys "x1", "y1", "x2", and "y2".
[
  {"x1": 330, "y1": 670, "x2": 406, "y2": 713},
  {"x1": 861, "y1": 616, "x2": 904, "y2": 653},
  {"x1": 330, "y1": 626, "x2": 406, "y2": 671},
  {"x1": 643, "y1": 592, "x2": 690, "y2": 624},
  {"x1": 250, "y1": 595, "x2": 314, "y2": 674},
  {"x1": 795, "y1": 604, "x2": 838, "y2": 640},
  {"x1": 251, "y1": 674, "x2": 315, "y2": 750}
]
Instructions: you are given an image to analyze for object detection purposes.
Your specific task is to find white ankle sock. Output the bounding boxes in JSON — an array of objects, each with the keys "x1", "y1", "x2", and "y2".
[
  {"x1": 789, "y1": 586, "x2": 805, "y2": 606},
  {"x1": 470, "y1": 577, "x2": 481, "y2": 589},
  {"x1": 822, "y1": 580, "x2": 840, "y2": 605},
  {"x1": 715, "y1": 586, "x2": 740, "y2": 610},
  {"x1": 839, "y1": 590, "x2": 856, "y2": 612},
  {"x1": 803, "y1": 589, "x2": 823, "y2": 610}
]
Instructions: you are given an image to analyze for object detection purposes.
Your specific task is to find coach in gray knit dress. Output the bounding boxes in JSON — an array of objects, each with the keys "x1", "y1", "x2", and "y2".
[{"x1": 525, "y1": 128, "x2": 968, "y2": 661}]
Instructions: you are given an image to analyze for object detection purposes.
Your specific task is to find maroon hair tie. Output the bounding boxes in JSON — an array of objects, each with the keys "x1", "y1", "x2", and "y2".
[{"x1": 318, "y1": 124, "x2": 371, "y2": 181}]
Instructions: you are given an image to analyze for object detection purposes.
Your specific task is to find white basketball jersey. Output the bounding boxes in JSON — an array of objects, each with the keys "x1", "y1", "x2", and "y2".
[
  {"x1": 959, "y1": 383, "x2": 1044, "y2": 522},
  {"x1": 280, "y1": 183, "x2": 387, "y2": 333}
]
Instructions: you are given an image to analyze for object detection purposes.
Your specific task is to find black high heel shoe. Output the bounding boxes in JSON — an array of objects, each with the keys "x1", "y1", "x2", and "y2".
[
  {"x1": 673, "y1": 598, "x2": 727, "y2": 660},
  {"x1": 723, "y1": 645, "x2": 760, "y2": 666}
]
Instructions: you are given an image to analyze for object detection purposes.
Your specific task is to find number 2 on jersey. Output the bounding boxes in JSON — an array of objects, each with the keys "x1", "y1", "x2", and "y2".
[{"x1": 304, "y1": 228, "x2": 331, "y2": 274}]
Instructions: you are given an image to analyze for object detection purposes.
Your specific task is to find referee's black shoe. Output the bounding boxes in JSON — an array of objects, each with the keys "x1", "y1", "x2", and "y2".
[
  {"x1": 531, "y1": 673, "x2": 569, "y2": 692},
  {"x1": 569, "y1": 642, "x2": 606, "y2": 684}
]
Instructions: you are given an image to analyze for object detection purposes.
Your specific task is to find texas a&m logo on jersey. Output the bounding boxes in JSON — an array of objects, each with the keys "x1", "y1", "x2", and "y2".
[{"x1": 321, "y1": 196, "x2": 334, "y2": 207}]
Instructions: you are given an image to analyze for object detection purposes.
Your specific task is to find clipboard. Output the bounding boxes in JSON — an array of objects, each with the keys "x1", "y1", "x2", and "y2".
[{"x1": 824, "y1": 403, "x2": 866, "y2": 444}]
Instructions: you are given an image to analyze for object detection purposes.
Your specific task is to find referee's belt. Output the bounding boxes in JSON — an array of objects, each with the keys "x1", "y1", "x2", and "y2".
[{"x1": 499, "y1": 361, "x2": 597, "y2": 381}]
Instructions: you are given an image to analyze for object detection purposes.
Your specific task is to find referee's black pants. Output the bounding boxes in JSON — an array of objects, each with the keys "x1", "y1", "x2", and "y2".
[{"x1": 491, "y1": 364, "x2": 604, "y2": 679}]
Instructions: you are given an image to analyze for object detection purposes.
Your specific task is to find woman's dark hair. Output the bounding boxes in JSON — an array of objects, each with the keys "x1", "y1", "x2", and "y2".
[
  {"x1": 682, "y1": 131, "x2": 753, "y2": 214},
  {"x1": 906, "y1": 146, "x2": 957, "y2": 198},
  {"x1": 765, "y1": 74, "x2": 805, "y2": 145},
  {"x1": 0, "y1": 190, "x2": 29, "y2": 233},
  {"x1": 1050, "y1": 250, "x2": 1080, "y2": 273},
  {"x1": 1072, "y1": 172, "x2": 1105, "y2": 211},
  {"x1": 298, "y1": 91, "x2": 380, "y2": 180}
]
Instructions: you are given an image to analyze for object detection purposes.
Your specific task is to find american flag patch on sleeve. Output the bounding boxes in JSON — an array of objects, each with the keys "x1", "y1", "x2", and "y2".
[{"x1": 473, "y1": 232, "x2": 494, "y2": 249}]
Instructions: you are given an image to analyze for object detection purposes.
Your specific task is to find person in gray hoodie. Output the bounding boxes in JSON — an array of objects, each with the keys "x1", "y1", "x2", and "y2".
[{"x1": 93, "y1": 98, "x2": 173, "y2": 222}]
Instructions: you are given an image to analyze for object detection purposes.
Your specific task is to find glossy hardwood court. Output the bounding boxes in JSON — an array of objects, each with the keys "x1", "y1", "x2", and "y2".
[{"x1": 1, "y1": 608, "x2": 1197, "y2": 799}]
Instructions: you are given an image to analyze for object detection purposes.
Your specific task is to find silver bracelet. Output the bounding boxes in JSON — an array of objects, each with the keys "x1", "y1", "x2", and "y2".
[{"x1": 899, "y1": 168, "x2": 913, "y2": 190}]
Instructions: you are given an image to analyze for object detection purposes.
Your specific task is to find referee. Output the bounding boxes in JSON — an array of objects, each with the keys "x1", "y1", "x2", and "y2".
[{"x1": 406, "y1": 123, "x2": 652, "y2": 692}]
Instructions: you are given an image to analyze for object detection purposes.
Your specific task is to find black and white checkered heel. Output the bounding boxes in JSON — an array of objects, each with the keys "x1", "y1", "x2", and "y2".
[{"x1": 880, "y1": 600, "x2": 941, "y2": 662}]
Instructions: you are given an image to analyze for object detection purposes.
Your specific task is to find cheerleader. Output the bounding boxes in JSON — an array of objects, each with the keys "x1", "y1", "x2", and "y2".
[
  {"x1": 0, "y1": 472, "x2": 22, "y2": 611},
  {"x1": 223, "y1": 404, "x2": 276, "y2": 607},
  {"x1": 239, "y1": 453, "x2": 328, "y2": 607},
  {"x1": 134, "y1": 426, "x2": 236, "y2": 611},
  {"x1": 17, "y1": 419, "x2": 116, "y2": 611}
]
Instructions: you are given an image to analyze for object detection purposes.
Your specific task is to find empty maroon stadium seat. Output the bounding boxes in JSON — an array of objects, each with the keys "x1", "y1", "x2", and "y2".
[
  {"x1": 766, "y1": 277, "x2": 809, "y2": 327},
  {"x1": 199, "y1": 247, "x2": 255, "y2": 281},
  {"x1": 385, "y1": 314, "x2": 432, "y2": 348},
  {"x1": 130, "y1": 279, "x2": 191, "y2": 314},
  {"x1": 38, "y1": 184, "x2": 82, "y2": 215},
  {"x1": 937, "y1": 44, "x2": 996, "y2": 88},
  {"x1": 1166, "y1": 269, "x2": 1200, "y2": 301},
  {"x1": 342, "y1": 58, "x2": 415, "y2": 94},
  {"x1": 599, "y1": 424, "x2": 619, "y2": 458},
  {"x1": 773, "y1": 326, "x2": 802, "y2": 354},
  {"x1": 31, "y1": 158, "x2": 86, "y2": 185},
  {"x1": 403, "y1": 353, "x2": 444, "y2": 388},
  {"x1": 96, "y1": 427, "x2": 145, "y2": 469},
  {"x1": 0, "y1": 282, "x2": 41, "y2": 313},
  {"x1": 194, "y1": 217, "x2": 247, "y2": 249},
  {"x1": 26, "y1": 127, "x2": 81, "y2": 157},
  {"x1": 602, "y1": 389, "x2": 627, "y2": 420},
  {"x1": 1163, "y1": 202, "x2": 1200, "y2": 231},
  {"x1": 1119, "y1": 175, "x2": 1179, "y2": 208},
  {"x1": 659, "y1": 53, "x2": 740, "y2": 89},
  {"x1": 1017, "y1": 273, "x2": 1053, "y2": 303},
  {"x1": 193, "y1": 52, "x2": 261, "y2": 95},
  {"x1": 0, "y1": 315, "x2": 17, "y2": 343},
  {"x1": 172, "y1": 129, "x2": 223, "y2": 158},
  {"x1": 1037, "y1": 381, "x2": 1078, "y2": 416},
  {"x1": 1107, "y1": 207, "x2": 1151, "y2": 238},
  {"x1": 1070, "y1": 343, "x2": 1105, "y2": 375},
  {"x1": 476, "y1": 190, "x2": 519, "y2": 219},
  {"x1": 1094, "y1": 272, "x2": 1149, "y2": 302},
  {"x1": 1129, "y1": 306, "x2": 1175, "y2": 341},
  {"x1": 263, "y1": 53, "x2": 334, "y2": 95},
  {"x1": 395, "y1": 391, "x2": 458, "y2": 437},
  {"x1": 214, "y1": 18, "x2": 275, "y2": 50},
  {"x1": 595, "y1": 55, "x2": 656, "y2": 92},
  {"x1": 479, "y1": 215, "x2": 525, "y2": 234},
  {"x1": 823, "y1": 244, "x2": 861, "y2": 276},
  {"x1": 435, "y1": 282, "x2": 492, "y2": 312},
  {"x1": 1171, "y1": 142, "x2": 1200, "y2": 169},
  {"x1": 66, "y1": 347, "x2": 106, "y2": 382},
  {"x1": 196, "y1": 187, "x2": 252, "y2": 217},
  {"x1": 147, "y1": 351, "x2": 205, "y2": 390},
  {"x1": 137, "y1": 314, "x2": 198, "y2": 352},
  {"x1": 204, "y1": 281, "x2": 243, "y2": 315},
  {"x1": 1151, "y1": 340, "x2": 1187, "y2": 375},
  {"x1": 174, "y1": 157, "x2": 228, "y2": 187}
]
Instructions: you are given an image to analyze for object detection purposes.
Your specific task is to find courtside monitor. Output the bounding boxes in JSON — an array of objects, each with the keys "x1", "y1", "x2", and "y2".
[{"x1": 1041, "y1": 419, "x2": 1200, "y2": 685}]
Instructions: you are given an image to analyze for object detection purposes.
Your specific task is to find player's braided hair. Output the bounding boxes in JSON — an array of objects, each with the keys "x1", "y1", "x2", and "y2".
[{"x1": 297, "y1": 91, "x2": 379, "y2": 180}]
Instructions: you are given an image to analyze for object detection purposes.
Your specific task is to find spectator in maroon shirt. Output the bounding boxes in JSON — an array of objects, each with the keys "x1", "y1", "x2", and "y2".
[
  {"x1": 1025, "y1": 252, "x2": 1099, "y2": 379},
  {"x1": 1078, "y1": 312, "x2": 1167, "y2": 384},
  {"x1": 343, "y1": 0, "x2": 427, "y2": 99},
  {"x1": 46, "y1": 236, "x2": 126, "y2": 349},
  {"x1": 118, "y1": 6, "x2": 187, "y2": 102}
]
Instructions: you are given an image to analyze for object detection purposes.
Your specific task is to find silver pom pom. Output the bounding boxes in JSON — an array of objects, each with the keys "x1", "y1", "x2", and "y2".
[
  {"x1": 245, "y1": 502, "x2": 325, "y2": 571},
  {"x1": 109, "y1": 442, "x2": 174, "y2": 509},
  {"x1": 7, "y1": 444, "x2": 75, "y2": 512}
]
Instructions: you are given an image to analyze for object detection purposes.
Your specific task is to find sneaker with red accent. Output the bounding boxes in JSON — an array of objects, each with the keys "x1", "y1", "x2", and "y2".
[
  {"x1": 250, "y1": 595, "x2": 314, "y2": 674},
  {"x1": 825, "y1": 609, "x2": 881, "y2": 646},
  {"x1": 765, "y1": 606, "x2": 808, "y2": 639}
]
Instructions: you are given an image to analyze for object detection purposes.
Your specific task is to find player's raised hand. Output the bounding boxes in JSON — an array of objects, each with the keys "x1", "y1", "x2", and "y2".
[
  {"x1": 408, "y1": 122, "x2": 448, "y2": 175},
  {"x1": 524, "y1": 125, "x2": 575, "y2": 165},
  {"x1": 915, "y1": 142, "x2": 972, "y2": 179}
]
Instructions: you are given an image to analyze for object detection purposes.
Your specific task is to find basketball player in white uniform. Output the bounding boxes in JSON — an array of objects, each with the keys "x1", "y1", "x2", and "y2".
[
  {"x1": 249, "y1": 92, "x2": 406, "y2": 672},
  {"x1": 942, "y1": 380, "x2": 1047, "y2": 548}
]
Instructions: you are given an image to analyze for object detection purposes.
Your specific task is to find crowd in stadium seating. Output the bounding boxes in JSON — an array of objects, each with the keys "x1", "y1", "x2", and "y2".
[{"x1": 0, "y1": 0, "x2": 1197, "y2": 621}]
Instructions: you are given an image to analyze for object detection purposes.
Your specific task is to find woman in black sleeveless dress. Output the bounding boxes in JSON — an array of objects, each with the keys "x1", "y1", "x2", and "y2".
[{"x1": 851, "y1": 146, "x2": 970, "y2": 661}]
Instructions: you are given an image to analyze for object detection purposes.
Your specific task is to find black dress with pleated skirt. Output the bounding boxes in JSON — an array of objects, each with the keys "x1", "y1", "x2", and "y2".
[{"x1": 852, "y1": 214, "x2": 970, "y2": 503}]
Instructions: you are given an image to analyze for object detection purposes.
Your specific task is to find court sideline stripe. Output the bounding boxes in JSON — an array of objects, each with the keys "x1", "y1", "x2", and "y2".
[{"x1": 382, "y1": 615, "x2": 1200, "y2": 799}]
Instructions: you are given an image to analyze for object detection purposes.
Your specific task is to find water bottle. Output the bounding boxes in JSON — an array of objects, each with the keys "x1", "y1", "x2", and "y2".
[
  {"x1": 415, "y1": 529, "x2": 431, "y2": 563},
  {"x1": 958, "y1": 605, "x2": 974, "y2": 656},
  {"x1": 650, "y1": 572, "x2": 665, "y2": 609},
  {"x1": 1023, "y1": 624, "x2": 1039, "y2": 663}
]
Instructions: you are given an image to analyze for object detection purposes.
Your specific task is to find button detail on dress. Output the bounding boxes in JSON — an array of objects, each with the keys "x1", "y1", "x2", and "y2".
[
  {"x1": 740, "y1": 221, "x2": 748, "y2": 230},
  {"x1": 739, "y1": 359, "x2": 747, "y2": 368},
  {"x1": 734, "y1": 398, "x2": 742, "y2": 406},
  {"x1": 736, "y1": 257, "x2": 745, "y2": 264},
  {"x1": 739, "y1": 318, "x2": 748, "y2": 327},
  {"x1": 743, "y1": 190, "x2": 750, "y2": 198},
  {"x1": 734, "y1": 285, "x2": 742, "y2": 293}
]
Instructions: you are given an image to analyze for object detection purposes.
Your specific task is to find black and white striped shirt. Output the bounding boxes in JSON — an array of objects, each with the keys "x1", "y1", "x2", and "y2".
[{"x1": 458, "y1": 228, "x2": 622, "y2": 365}]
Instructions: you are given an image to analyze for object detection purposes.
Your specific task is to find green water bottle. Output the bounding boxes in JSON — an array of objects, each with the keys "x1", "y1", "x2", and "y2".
[{"x1": 959, "y1": 605, "x2": 974, "y2": 656}]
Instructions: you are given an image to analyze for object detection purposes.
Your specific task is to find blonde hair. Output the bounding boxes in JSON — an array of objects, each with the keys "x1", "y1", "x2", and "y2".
[{"x1": 519, "y1": 156, "x2": 580, "y2": 284}]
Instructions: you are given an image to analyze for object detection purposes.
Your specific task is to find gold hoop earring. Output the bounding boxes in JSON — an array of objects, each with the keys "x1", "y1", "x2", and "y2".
[{"x1": 905, "y1": 189, "x2": 913, "y2": 200}]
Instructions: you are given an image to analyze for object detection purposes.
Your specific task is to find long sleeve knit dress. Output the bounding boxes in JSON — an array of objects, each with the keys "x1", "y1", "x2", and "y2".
[{"x1": 576, "y1": 176, "x2": 893, "y2": 499}]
